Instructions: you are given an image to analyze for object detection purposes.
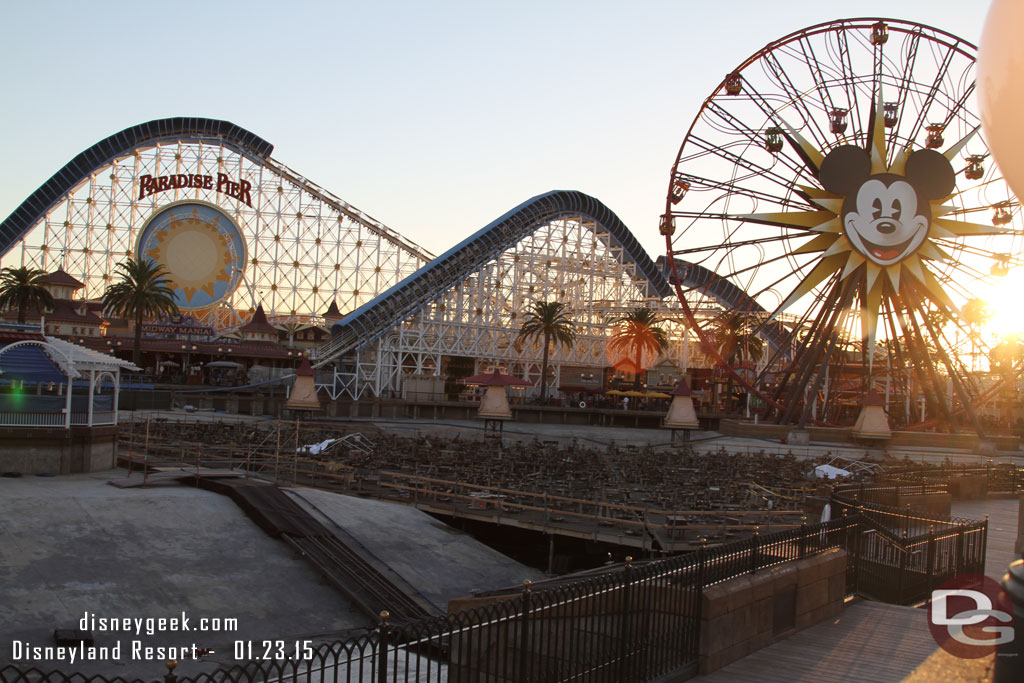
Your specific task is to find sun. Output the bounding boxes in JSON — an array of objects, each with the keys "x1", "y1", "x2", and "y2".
[
  {"x1": 979, "y1": 269, "x2": 1024, "y2": 338},
  {"x1": 145, "y1": 207, "x2": 234, "y2": 302},
  {"x1": 740, "y1": 96, "x2": 1010, "y2": 350}
]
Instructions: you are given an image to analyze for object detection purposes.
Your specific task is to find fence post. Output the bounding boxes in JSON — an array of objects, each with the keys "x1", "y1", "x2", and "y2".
[
  {"x1": 853, "y1": 508, "x2": 864, "y2": 596},
  {"x1": 163, "y1": 659, "x2": 178, "y2": 683},
  {"x1": 750, "y1": 526, "x2": 760, "y2": 574},
  {"x1": 897, "y1": 530, "x2": 908, "y2": 604},
  {"x1": 925, "y1": 525, "x2": 936, "y2": 597},
  {"x1": 517, "y1": 580, "x2": 533, "y2": 682},
  {"x1": 618, "y1": 556, "x2": 634, "y2": 681},
  {"x1": 955, "y1": 523, "x2": 965, "y2": 576},
  {"x1": 376, "y1": 610, "x2": 390, "y2": 683},
  {"x1": 799, "y1": 516, "x2": 808, "y2": 558}
]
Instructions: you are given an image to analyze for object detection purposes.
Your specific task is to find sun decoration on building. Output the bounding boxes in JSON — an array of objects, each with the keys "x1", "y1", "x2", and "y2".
[
  {"x1": 137, "y1": 201, "x2": 247, "y2": 311},
  {"x1": 745, "y1": 96, "x2": 1009, "y2": 347}
]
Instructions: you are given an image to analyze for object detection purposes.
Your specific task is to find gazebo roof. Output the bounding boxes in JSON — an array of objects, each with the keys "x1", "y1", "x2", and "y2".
[{"x1": 44, "y1": 336, "x2": 140, "y2": 374}]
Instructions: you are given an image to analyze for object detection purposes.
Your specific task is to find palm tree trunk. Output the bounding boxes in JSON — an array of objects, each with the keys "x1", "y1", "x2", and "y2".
[
  {"x1": 633, "y1": 340, "x2": 642, "y2": 390},
  {"x1": 133, "y1": 311, "x2": 143, "y2": 367},
  {"x1": 540, "y1": 330, "x2": 551, "y2": 401}
]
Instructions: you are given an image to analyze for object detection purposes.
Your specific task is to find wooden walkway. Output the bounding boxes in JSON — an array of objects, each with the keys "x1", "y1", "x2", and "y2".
[
  {"x1": 696, "y1": 600, "x2": 939, "y2": 682},
  {"x1": 696, "y1": 497, "x2": 1020, "y2": 682},
  {"x1": 952, "y1": 496, "x2": 1021, "y2": 583}
]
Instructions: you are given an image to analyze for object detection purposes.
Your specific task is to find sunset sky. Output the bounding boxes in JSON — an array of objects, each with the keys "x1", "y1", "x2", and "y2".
[{"x1": 0, "y1": 1, "x2": 987, "y2": 261}]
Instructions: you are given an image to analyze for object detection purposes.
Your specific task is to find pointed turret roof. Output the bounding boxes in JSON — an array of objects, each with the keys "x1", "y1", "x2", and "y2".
[
  {"x1": 671, "y1": 379, "x2": 693, "y2": 396},
  {"x1": 239, "y1": 304, "x2": 278, "y2": 333},
  {"x1": 322, "y1": 300, "x2": 343, "y2": 320},
  {"x1": 41, "y1": 268, "x2": 85, "y2": 290},
  {"x1": 294, "y1": 356, "x2": 315, "y2": 377}
]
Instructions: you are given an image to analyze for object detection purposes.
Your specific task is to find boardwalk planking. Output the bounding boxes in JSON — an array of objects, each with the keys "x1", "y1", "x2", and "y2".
[{"x1": 697, "y1": 496, "x2": 1021, "y2": 682}]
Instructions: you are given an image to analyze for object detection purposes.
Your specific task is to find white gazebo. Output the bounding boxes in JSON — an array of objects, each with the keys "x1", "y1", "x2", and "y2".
[{"x1": 0, "y1": 336, "x2": 140, "y2": 428}]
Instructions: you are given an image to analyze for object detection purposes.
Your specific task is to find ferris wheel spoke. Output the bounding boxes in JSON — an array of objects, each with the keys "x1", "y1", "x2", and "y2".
[
  {"x1": 791, "y1": 38, "x2": 838, "y2": 143},
  {"x1": 685, "y1": 135, "x2": 817, "y2": 199},
  {"x1": 703, "y1": 102, "x2": 824, "y2": 187},
  {"x1": 885, "y1": 30, "x2": 922, "y2": 156},
  {"x1": 903, "y1": 44, "x2": 957, "y2": 148}
]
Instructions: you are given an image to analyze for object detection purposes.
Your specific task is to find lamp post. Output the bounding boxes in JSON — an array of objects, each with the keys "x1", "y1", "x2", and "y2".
[{"x1": 181, "y1": 338, "x2": 197, "y2": 382}]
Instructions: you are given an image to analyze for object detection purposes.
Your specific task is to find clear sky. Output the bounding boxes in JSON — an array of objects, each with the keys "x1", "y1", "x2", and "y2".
[{"x1": 0, "y1": 1, "x2": 987, "y2": 261}]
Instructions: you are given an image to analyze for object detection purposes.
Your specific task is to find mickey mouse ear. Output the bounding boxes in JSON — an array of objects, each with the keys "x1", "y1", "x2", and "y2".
[
  {"x1": 905, "y1": 149, "x2": 956, "y2": 200},
  {"x1": 819, "y1": 145, "x2": 871, "y2": 196}
]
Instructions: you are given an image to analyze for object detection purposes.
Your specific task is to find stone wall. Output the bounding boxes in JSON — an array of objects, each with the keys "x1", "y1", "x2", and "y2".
[
  {"x1": 0, "y1": 425, "x2": 118, "y2": 474},
  {"x1": 699, "y1": 548, "x2": 847, "y2": 674}
]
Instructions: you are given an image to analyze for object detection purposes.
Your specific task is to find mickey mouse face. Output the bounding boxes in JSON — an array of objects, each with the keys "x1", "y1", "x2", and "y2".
[
  {"x1": 819, "y1": 145, "x2": 955, "y2": 267},
  {"x1": 843, "y1": 175, "x2": 928, "y2": 266}
]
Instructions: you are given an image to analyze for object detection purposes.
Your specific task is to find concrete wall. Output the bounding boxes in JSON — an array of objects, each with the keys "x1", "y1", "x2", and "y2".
[
  {"x1": 720, "y1": 419, "x2": 1021, "y2": 452},
  {"x1": 699, "y1": 548, "x2": 847, "y2": 674},
  {"x1": 0, "y1": 426, "x2": 118, "y2": 475}
]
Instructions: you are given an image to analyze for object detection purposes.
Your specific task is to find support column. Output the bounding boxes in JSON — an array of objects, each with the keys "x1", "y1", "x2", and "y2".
[
  {"x1": 114, "y1": 368, "x2": 121, "y2": 422},
  {"x1": 64, "y1": 374, "x2": 73, "y2": 429},
  {"x1": 87, "y1": 369, "x2": 95, "y2": 427}
]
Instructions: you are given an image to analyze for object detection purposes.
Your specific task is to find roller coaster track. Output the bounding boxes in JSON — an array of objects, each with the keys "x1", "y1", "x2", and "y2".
[
  {"x1": 0, "y1": 117, "x2": 433, "y2": 264},
  {"x1": 316, "y1": 191, "x2": 674, "y2": 365}
]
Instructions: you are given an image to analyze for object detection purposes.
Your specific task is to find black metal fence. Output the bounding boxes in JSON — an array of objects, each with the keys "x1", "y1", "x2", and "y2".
[
  {"x1": 831, "y1": 480, "x2": 989, "y2": 605},
  {"x1": 1, "y1": 486, "x2": 991, "y2": 683}
]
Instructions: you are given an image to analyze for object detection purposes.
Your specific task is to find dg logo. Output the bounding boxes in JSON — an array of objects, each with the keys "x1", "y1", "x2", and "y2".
[{"x1": 929, "y1": 573, "x2": 1015, "y2": 658}]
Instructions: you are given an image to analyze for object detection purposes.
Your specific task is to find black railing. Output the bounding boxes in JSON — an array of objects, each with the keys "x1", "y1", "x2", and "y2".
[
  {"x1": 830, "y1": 480, "x2": 989, "y2": 605},
  {"x1": 1, "y1": 507, "x2": 988, "y2": 682}
]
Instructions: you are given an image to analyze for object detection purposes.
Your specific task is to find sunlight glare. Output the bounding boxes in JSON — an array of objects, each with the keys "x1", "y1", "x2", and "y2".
[{"x1": 979, "y1": 268, "x2": 1024, "y2": 338}]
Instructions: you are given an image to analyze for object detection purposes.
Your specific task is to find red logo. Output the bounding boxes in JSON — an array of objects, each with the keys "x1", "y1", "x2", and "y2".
[{"x1": 928, "y1": 574, "x2": 1014, "y2": 659}]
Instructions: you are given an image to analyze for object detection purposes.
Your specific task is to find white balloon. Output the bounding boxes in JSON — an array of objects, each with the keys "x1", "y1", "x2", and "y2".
[{"x1": 978, "y1": 0, "x2": 1024, "y2": 200}]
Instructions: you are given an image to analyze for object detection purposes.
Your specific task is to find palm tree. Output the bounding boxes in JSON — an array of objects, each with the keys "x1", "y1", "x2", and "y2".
[
  {"x1": 0, "y1": 266, "x2": 54, "y2": 324},
  {"x1": 608, "y1": 307, "x2": 669, "y2": 389},
  {"x1": 710, "y1": 311, "x2": 765, "y2": 365},
  {"x1": 709, "y1": 311, "x2": 764, "y2": 411},
  {"x1": 516, "y1": 301, "x2": 577, "y2": 401},
  {"x1": 960, "y1": 297, "x2": 991, "y2": 372},
  {"x1": 102, "y1": 257, "x2": 180, "y2": 366}
]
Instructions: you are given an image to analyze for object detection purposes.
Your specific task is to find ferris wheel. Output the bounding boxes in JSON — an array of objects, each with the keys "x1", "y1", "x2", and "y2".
[{"x1": 661, "y1": 18, "x2": 1022, "y2": 432}]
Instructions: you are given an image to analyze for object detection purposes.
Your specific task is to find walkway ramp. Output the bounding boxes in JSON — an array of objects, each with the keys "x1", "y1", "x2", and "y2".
[
  {"x1": 196, "y1": 476, "x2": 441, "y2": 624},
  {"x1": 696, "y1": 600, "x2": 944, "y2": 682}
]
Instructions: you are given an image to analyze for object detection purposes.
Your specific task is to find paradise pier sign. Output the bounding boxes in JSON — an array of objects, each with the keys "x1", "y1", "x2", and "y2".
[{"x1": 138, "y1": 172, "x2": 253, "y2": 207}]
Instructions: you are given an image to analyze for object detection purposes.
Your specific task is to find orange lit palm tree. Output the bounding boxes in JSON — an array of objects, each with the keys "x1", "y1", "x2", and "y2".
[
  {"x1": 608, "y1": 307, "x2": 669, "y2": 389},
  {"x1": 516, "y1": 301, "x2": 576, "y2": 401}
]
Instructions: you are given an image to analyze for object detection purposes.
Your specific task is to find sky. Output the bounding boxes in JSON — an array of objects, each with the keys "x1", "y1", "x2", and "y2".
[{"x1": 0, "y1": 1, "x2": 988, "y2": 262}]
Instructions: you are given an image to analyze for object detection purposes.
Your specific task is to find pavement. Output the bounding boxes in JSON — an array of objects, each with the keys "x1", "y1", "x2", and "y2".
[{"x1": 0, "y1": 468, "x2": 539, "y2": 678}]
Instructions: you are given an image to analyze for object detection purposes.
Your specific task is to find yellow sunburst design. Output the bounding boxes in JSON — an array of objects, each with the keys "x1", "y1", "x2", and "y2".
[
  {"x1": 145, "y1": 207, "x2": 234, "y2": 301},
  {"x1": 740, "y1": 96, "x2": 1009, "y2": 354}
]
